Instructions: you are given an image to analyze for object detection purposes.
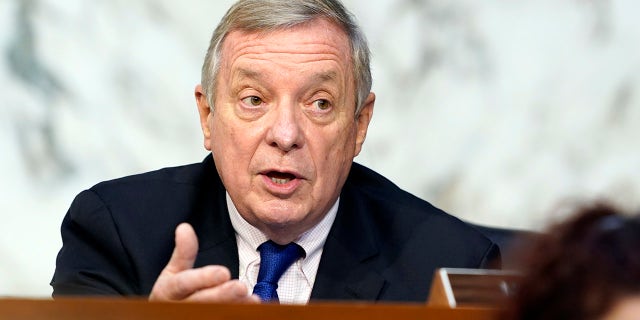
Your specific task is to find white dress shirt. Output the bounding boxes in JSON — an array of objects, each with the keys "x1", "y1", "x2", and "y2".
[{"x1": 226, "y1": 193, "x2": 338, "y2": 304}]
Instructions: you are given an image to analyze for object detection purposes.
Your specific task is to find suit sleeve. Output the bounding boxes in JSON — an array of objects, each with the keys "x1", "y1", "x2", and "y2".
[
  {"x1": 51, "y1": 189, "x2": 139, "y2": 296},
  {"x1": 479, "y1": 242, "x2": 502, "y2": 269}
]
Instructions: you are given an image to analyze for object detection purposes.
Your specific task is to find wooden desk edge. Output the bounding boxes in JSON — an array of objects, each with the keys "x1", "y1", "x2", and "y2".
[{"x1": 0, "y1": 297, "x2": 500, "y2": 320}]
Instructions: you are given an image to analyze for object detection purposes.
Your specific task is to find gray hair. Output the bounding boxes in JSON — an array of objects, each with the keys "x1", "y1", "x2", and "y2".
[{"x1": 201, "y1": 0, "x2": 372, "y2": 114}]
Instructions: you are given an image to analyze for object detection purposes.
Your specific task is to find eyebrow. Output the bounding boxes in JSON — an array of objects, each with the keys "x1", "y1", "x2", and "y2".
[
  {"x1": 235, "y1": 68, "x2": 339, "y2": 85},
  {"x1": 312, "y1": 71, "x2": 338, "y2": 84},
  {"x1": 235, "y1": 68, "x2": 263, "y2": 81}
]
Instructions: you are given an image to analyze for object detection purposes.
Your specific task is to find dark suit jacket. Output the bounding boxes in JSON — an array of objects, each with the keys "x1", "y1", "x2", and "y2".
[{"x1": 51, "y1": 154, "x2": 499, "y2": 302}]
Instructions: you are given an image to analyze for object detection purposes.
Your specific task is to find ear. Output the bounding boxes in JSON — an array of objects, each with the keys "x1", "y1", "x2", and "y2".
[
  {"x1": 195, "y1": 84, "x2": 213, "y2": 151},
  {"x1": 353, "y1": 92, "x2": 375, "y2": 157}
]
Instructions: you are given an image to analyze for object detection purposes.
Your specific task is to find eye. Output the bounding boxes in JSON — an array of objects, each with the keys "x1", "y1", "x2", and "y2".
[
  {"x1": 241, "y1": 96, "x2": 263, "y2": 107},
  {"x1": 312, "y1": 99, "x2": 331, "y2": 111}
]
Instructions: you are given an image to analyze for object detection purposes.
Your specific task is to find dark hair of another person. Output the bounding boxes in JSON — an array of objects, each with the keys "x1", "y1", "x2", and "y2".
[{"x1": 503, "y1": 203, "x2": 640, "y2": 320}]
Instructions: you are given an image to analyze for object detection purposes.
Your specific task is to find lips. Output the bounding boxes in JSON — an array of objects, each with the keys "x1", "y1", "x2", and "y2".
[
  {"x1": 260, "y1": 169, "x2": 303, "y2": 195},
  {"x1": 266, "y1": 171, "x2": 297, "y2": 184}
]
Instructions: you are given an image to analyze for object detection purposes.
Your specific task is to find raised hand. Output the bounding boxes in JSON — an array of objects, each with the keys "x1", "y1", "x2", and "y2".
[{"x1": 149, "y1": 223, "x2": 260, "y2": 303}]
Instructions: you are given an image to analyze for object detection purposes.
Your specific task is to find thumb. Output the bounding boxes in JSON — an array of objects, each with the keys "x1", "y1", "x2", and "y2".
[{"x1": 164, "y1": 223, "x2": 199, "y2": 274}]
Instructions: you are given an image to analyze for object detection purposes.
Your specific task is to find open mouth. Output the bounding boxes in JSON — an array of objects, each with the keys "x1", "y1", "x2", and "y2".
[{"x1": 266, "y1": 171, "x2": 297, "y2": 184}]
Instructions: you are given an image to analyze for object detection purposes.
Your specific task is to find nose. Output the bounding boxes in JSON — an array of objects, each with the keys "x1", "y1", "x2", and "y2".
[{"x1": 265, "y1": 101, "x2": 304, "y2": 152}]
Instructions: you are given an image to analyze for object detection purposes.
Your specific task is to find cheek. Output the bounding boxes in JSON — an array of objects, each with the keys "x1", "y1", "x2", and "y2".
[
  {"x1": 327, "y1": 122, "x2": 358, "y2": 157},
  {"x1": 212, "y1": 113, "x2": 241, "y2": 150},
  {"x1": 314, "y1": 123, "x2": 358, "y2": 176},
  {"x1": 211, "y1": 115, "x2": 265, "y2": 167},
  {"x1": 211, "y1": 118, "x2": 230, "y2": 152},
  {"x1": 211, "y1": 117, "x2": 243, "y2": 171}
]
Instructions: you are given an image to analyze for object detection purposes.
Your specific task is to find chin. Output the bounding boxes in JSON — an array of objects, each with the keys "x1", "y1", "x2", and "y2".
[
  {"x1": 257, "y1": 208, "x2": 303, "y2": 226},
  {"x1": 254, "y1": 203, "x2": 309, "y2": 229}
]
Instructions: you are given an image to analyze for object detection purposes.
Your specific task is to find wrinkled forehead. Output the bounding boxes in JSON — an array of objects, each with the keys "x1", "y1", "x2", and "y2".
[{"x1": 219, "y1": 18, "x2": 353, "y2": 73}]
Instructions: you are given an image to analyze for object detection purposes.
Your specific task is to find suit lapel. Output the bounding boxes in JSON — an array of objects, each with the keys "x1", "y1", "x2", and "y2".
[
  {"x1": 194, "y1": 237, "x2": 239, "y2": 279},
  {"x1": 310, "y1": 181, "x2": 387, "y2": 301},
  {"x1": 190, "y1": 154, "x2": 240, "y2": 278}
]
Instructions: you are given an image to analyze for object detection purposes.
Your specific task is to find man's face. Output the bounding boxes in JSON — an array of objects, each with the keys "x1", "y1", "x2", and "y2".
[{"x1": 196, "y1": 18, "x2": 374, "y2": 243}]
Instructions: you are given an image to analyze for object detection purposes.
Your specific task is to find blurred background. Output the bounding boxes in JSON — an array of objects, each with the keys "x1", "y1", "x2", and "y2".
[{"x1": 1, "y1": 0, "x2": 639, "y2": 297}]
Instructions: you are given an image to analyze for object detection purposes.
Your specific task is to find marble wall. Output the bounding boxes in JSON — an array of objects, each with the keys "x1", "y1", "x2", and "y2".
[{"x1": 1, "y1": 0, "x2": 639, "y2": 297}]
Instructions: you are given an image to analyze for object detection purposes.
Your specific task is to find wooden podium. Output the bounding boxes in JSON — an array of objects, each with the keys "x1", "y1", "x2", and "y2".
[
  {"x1": 0, "y1": 298, "x2": 499, "y2": 320},
  {"x1": 427, "y1": 268, "x2": 520, "y2": 308}
]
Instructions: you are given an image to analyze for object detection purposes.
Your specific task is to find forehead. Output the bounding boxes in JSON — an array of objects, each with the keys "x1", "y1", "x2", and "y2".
[{"x1": 219, "y1": 18, "x2": 352, "y2": 74}]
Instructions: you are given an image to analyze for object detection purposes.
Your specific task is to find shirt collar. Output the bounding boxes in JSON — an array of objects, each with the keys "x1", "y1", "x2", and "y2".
[{"x1": 226, "y1": 192, "x2": 339, "y2": 256}]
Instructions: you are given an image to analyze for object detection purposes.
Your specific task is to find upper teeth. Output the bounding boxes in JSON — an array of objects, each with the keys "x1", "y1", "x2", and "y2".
[{"x1": 271, "y1": 177, "x2": 291, "y2": 184}]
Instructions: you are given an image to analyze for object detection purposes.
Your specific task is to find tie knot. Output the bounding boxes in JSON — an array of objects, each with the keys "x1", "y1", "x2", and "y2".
[
  {"x1": 253, "y1": 240, "x2": 304, "y2": 302},
  {"x1": 257, "y1": 241, "x2": 304, "y2": 283}
]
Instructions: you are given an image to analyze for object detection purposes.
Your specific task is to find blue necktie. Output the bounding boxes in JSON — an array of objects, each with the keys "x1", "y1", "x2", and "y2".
[{"x1": 253, "y1": 240, "x2": 304, "y2": 302}]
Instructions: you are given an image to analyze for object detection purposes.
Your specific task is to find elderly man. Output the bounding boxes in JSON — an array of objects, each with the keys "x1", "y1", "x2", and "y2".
[{"x1": 52, "y1": 0, "x2": 499, "y2": 304}]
